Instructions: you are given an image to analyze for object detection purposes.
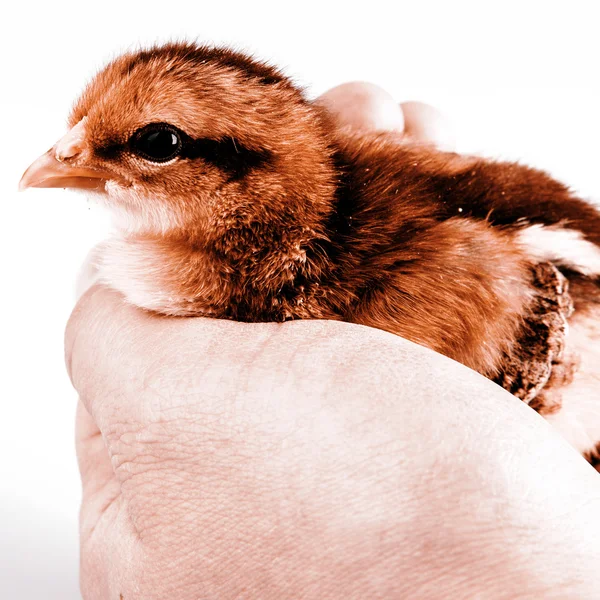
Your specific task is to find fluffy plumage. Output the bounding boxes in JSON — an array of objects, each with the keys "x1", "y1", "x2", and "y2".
[{"x1": 20, "y1": 42, "x2": 600, "y2": 460}]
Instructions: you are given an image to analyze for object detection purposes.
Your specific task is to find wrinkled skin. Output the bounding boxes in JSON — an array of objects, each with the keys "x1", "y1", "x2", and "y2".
[{"x1": 67, "y1": 88, "x2": 600, "y2": 600}]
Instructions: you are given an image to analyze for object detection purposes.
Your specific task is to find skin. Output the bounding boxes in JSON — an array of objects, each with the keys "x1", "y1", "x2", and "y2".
[{"x1": 67, "y1": 88, "x2": 600, "y2": 599}]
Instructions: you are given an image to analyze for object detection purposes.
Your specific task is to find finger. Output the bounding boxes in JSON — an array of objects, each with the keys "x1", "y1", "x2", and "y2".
[
  {"x1": 316, "y1": 82, "x2": 405, "y2": 133},
  {"x1": 401, "y1": 100, "x2": 456, "y2": 150},
  {"x1": 75, "y1": 399, "x2": 121, "y2": 540},
  {"x1": 65, "y1": 285, "x2": 157, "y2": 426},
  {"x1": 76, "y1": 398, "x2": 114, "y2": 496},
  {"x1": 65, "y1": 285, "x2": 278, "y2": 428},
  {"x1": 66, "y1": 285, "x2": 167, "y2": 426},
  {"x1": 77, "y1": 397, "x2": 137, "y2": 600}
]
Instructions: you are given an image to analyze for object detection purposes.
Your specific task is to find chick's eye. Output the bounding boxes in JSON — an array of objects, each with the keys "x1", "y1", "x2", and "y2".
[{"x1": 131, "y1": 124, "x2": 182, "y2": 162}]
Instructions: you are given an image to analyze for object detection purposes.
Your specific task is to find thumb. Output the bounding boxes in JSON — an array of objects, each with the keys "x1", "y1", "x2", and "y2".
[
  {"x1": 64, "y1": 284, "x2": 274, "y2": 432},
  {"x1": 65, "y1": 285, "x2": 168, "y2": 430}
]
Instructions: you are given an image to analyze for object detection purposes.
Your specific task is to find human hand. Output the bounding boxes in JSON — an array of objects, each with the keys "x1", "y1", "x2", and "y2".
[
  {"x1": 67, "y1": 87, "x2": 600, "y2": 600},
  {"x1": 316, "y1": 81, "x2": 455, "y2": 149}
]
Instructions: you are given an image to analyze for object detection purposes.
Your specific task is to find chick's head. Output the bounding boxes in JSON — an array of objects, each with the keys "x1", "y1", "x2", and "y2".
[{"x1": 21, "y1": 43, "x2": 337, "y2": 244}]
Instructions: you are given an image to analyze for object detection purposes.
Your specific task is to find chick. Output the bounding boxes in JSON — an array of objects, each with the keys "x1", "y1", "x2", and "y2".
[{"x1": 20, "y1": 42, "x2": 600, "y2": 459}]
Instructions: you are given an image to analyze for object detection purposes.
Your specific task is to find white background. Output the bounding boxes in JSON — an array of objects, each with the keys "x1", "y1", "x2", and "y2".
[{"x1": 2, "y1": 1, "x2": 599, "y2": 597}]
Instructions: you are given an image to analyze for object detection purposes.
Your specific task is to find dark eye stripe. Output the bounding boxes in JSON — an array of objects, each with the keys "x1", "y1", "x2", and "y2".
[
  {"x1": 181, "y1": 137, "x2": 272, "y2": 180},
  {"x1": 123, "y1": 122, "x2": 272, "y2": 178}
]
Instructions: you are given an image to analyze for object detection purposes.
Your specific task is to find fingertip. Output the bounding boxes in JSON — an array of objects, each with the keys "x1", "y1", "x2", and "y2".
[
  {"x1": 316, "y1": 85, "x2": 456, "y2": 151},
  {"x1": 400, "y1": 101, "x2": 456, "y2": 150},
  {"x1": 65, "y1": 285, "x2": 106, "y2": 383},
  {"x1": 64, "y1": 285, "x2": 134, "y2": 398},
  {"x1": 317, "y1": 82, "x2": 405, "y2": 134},
  {"x1": 64, "y1": 284, "x2": 201, "y2": 425}
]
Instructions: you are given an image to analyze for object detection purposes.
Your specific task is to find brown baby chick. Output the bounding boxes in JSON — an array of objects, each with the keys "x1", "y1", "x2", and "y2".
[{"x1": 20, "y1": 42, "x2": 600, "y2": 460}]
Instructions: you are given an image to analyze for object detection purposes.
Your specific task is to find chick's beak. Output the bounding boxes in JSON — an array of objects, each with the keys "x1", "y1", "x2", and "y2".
[
  {"x1": 19, "y1": 118, "x2": 115, "y2": 192},
  {"x1": 19, "y1": 150, "x2": 111, "y2": 191}
]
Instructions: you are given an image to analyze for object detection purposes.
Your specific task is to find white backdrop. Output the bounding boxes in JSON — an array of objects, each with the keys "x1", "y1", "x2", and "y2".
[{"x1": 2, "y1": 1, "x2": 599, "y2": 597}]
